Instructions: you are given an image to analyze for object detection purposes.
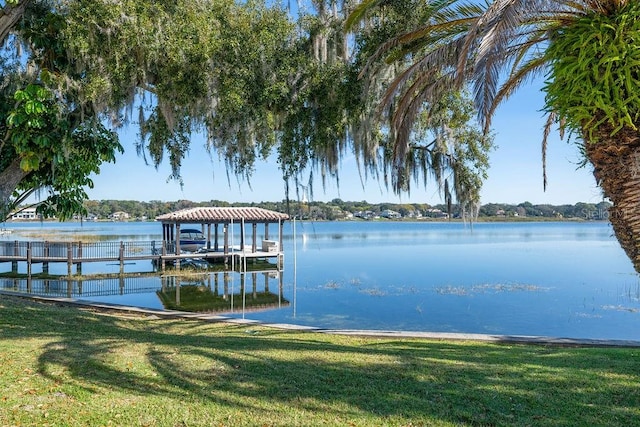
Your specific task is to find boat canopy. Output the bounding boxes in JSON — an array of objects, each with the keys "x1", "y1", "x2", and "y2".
[{"x1": 156, "y1": 207, "x2": 289, "y2": 225}]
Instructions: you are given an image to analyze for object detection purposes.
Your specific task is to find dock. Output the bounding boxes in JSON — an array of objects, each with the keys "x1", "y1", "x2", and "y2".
[
  {"x1": 0, "y1": 206, "x2": 289, "y2": 276},
  {"x1": 0, "y1": 240, "x2": 284, "y2": 275}
]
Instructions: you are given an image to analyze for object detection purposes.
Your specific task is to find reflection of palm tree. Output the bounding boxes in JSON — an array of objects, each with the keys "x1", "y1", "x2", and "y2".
[{"x1": 348, "y1": 1, "x2": 640, "y2": 271}]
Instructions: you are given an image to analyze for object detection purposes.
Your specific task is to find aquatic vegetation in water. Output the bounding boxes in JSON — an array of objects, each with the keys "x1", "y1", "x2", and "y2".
[
  {"x1": 473, "y1": 283, "x2": 548, "y2": 293},
  {"x1": 324, "y1": 280, "x2": 341, "y2": 289},
  {"x1": 602, "y1": 305, "x2": 640, "y2": 313},
  {"x1": 11, "y1": 230, "x2": 107, "y2": 242},
  {"x1": 435, "y1": 286, "x2": 469, "y2": 296},
  {"x1": 572, "y1": 312, "x2": 603, "y2": 319},
  {"x1": 435, "y1": 283, "x2": 549, "y2": 296},
  {"x1": 358, "y1": 287, "x2": 387, "y2": 297}
]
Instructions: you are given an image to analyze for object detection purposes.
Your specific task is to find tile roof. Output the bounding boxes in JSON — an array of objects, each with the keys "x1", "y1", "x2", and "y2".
[{"x1": 156, "y1": 207, "x2": 289, "y2": 224}]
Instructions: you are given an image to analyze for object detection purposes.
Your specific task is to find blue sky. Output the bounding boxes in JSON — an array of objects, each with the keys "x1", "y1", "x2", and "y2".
[{"x1": 85, "y1": 78, "x2": 603, "y2": 205}]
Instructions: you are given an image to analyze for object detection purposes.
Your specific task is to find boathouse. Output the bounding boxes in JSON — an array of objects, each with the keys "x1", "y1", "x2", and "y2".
[{"x1": 155, "y1": 207, "x2": 289, "y2": 267}]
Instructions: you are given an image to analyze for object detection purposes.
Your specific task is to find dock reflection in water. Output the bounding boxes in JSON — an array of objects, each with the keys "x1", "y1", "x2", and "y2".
[
  {"x1": 1, "y1": 267, "x2": 288, "y2": 316},
  {"x1": 157, "y1": 270, "x2": 288, "y2": 314},
  {"x1": 0, "y1": 275, "x2": 160, "y2": 298}
]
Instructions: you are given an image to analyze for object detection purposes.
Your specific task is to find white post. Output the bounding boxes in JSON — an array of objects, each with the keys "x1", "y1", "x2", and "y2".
[
  {"x1": 230, "y1": 219, "x2": 234, "y2": 271},
  {"x1": 293, "y1": 217, "x2": 297, "y2": 317},
  {"x1": 241, "y1": 218, "x2": 246, "y2": 273}
]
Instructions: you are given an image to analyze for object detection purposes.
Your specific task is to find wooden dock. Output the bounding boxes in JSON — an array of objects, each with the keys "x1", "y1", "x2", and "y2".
[{"x1": 0, "y1": 240, "x2": 284, "y2": 275}]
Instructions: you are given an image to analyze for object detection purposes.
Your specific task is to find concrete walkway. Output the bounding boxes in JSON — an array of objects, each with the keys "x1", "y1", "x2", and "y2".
[{"x1": 5, "y1": 291, "x2": 640, "y2": 348}]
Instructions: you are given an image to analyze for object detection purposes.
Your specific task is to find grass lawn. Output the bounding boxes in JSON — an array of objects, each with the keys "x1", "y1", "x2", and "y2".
[{"x1": 0, "y1": 295, "x2": 639, "y2": 426}]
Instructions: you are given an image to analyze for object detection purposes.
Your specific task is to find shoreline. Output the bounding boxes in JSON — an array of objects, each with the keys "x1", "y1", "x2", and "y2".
[
  {"x1": 3, "y1": 292, "x2": 639, "y2": 348},
  {"x1": 3, "y1": 216, "x2": 608, "y2": 224}
]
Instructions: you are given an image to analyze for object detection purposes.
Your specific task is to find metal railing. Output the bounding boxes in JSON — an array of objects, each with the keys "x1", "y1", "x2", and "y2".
[{"x1": 0, "y1": 240, "x2": 158, "y2": 261}]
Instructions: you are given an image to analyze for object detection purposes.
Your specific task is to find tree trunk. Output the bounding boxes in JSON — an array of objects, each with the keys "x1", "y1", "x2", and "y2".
[
  {"x1": 585, "y1": 125, "x2": 640, "y2": 272},
  {"x1": 0, "y1": 157, "x2": 29, "y2": 219},
  {"x1": 0, "y1": 0, "x2": 31, "y2": 44}
]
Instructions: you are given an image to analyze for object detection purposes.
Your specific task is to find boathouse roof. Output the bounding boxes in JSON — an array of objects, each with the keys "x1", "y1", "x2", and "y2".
[{"x1": 156, "y1": 207, "x2": 289, "y2": 224}]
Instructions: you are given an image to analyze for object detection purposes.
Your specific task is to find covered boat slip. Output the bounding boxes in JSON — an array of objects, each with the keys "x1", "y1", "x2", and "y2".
[{"x1": 156, "y1": 207, "x2": 289, "y2": 270}]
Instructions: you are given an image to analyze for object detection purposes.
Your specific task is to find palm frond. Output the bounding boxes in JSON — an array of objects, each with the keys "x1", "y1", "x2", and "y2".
[
  {"x1": 542, "y1": 111, "x2": 556, "y2": 191},
  {"x1": 355, "y1": 33, "x2": 405, "y2": 80},
  {"x1": 376, "y1": 36, "x2": 467, "y2": 117},
  {"x1": 471, "y1": 0, "x2": 550, "y2": 122},
  {"x1": 486, "y1": 53, "x2": 548, "y2": 133},
  {"x1": 396, "y1": 19, "x2": 471, "y2": 46},
  {"x1": 344, "y1": 0, "x2": 385, "y2": 31}
]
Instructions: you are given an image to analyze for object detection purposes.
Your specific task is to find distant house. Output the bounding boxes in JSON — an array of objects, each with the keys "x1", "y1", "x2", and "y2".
[
  {"x1": 425, "y1": 208, "x2": 448, "y2": 219},
  {"x1": 328, "y1": 206, "x2": 347, "y2": 219},
  {"x1": 380, "y1": 209, "x2": 401, "y2": 219},
  {"x1": 405, "y1": 210, "x2": 422, "y2": 219},
  {"x1": 10, "y1": 207, "x2": 38, "y2": 220},
  {"x1": 109, "y1": 211, "x2": 130, "y2": 221},
  {"x1": 354, "y1": 210, "x2": 376, "y2": 220}
]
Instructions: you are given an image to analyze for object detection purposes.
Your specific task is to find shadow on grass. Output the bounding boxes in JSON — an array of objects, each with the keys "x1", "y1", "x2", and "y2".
[{"x1": 2, "y1": 296, "x2": 640, "y2": 425}]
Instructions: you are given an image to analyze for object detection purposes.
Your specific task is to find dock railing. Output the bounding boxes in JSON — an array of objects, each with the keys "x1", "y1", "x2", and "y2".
[
  {"x1": 0, "y1": 240, "x2": 160, "y2": 275},
  {"x1": 1, "y1": 241, "x2": 156, "y2": 259}
]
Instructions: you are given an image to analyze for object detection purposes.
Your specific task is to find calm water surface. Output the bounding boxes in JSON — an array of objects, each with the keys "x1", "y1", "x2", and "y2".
[{"x1": 2, "y1": 220, "x2": 639, "y2": 340}]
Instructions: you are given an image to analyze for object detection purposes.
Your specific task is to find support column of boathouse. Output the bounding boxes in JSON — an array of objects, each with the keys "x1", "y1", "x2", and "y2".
[{"x1": 252, "y1": 223, "x2": 258, "y2": 252}]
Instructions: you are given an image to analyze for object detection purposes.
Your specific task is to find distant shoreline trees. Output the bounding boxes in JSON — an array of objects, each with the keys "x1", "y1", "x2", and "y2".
[{"x1": 4, "y1": 199, "x2": 605, "y2": 222}]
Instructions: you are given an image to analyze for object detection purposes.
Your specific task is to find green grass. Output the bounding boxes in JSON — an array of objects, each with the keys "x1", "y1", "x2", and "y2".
[{"x1": 1, "y1": 296, "x2": 639, "y2": 426}]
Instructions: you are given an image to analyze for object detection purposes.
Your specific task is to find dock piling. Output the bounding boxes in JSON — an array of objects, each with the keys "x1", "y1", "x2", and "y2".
[
  {"x1": 26, "y1": 242, "x2": 32, "y2": 276},
  {"x1": 67, "y1": 242, "x2": 72, "y2": 276},
  {"x1": 119, "y1": 241, "x2": 124, "y2": 274}
]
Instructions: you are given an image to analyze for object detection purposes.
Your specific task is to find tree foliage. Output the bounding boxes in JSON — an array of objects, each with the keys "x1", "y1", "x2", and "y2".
[
  {"x1": 1, "y1": 0, "x2": 296, "y2": 220},
  {"x1": 4, "y1": 82, "x2": 122, "y2": 219},
  {"x1": 1, "y1": 0, "x2": 494, "y2": 224},
  {"x1": 544, "y1": 1, "x2": 640, "y2": 140},
  {"x1": 1, "y1": 0, "x2": 123, "y2": 221},
  {"x1": 345, "y1": 0, "x2": 493, "y2": 216}
]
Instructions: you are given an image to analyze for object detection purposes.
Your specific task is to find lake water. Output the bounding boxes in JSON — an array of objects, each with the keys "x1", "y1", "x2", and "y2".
[{"x1": 2, "y1": 220, "x2": 639, "y2": 340}]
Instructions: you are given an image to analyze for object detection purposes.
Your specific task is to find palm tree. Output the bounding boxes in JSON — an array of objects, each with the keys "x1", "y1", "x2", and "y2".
[{"x1": 347, "y1": 0, "x2": 640, "y2": 271}]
